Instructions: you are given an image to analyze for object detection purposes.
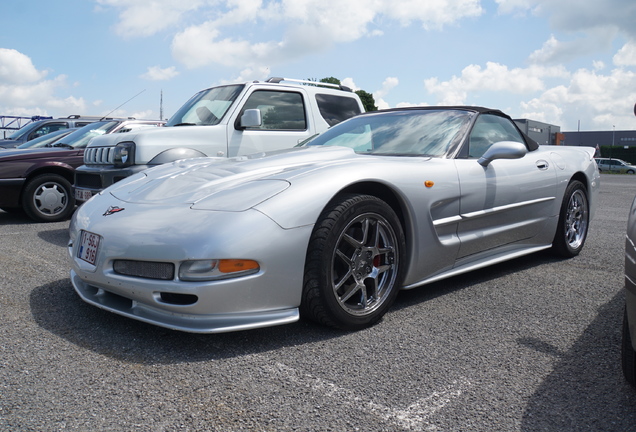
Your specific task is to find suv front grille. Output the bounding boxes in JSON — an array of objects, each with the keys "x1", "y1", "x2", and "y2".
[{"x1": 84, "y1": 147, "x2": 114, "y2": 165}]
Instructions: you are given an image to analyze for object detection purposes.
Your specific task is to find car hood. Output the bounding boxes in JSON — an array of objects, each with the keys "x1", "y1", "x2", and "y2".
[
  {"x1": 108, "y1": 146, "x2": 363, "y2": 207},
  {"x1": 0, "y1": 147, "x2": 80, "y2": 161},
  {"x1": 0, "y1": 139, "x2": 20, "y2": 148}
]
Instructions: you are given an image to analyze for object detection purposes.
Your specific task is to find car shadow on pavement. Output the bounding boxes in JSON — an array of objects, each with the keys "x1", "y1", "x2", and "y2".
[
  {"x1": 519, "y1": 291, "x2": 636, "y2": 431},
  {"x1": 29, "y1": 278, "x2": 348, "y2": 364},
  {"x1": 29, "y1": 252, "x2": 561, "y2": 366},
  {"x1": 37, "y1": 228, "x2": 69, "y2": 247},
  {"x1": 0, "y1": 210, "x2": 31, "y2": 224},
  {"x1": 390, "y1": 251, "x2": 562, "y2": 312}
]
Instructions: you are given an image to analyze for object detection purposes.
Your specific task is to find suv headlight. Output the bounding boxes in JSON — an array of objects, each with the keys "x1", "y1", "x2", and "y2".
[{"x1": 113, "y1": 141, "x2": 135, "y2": 167}]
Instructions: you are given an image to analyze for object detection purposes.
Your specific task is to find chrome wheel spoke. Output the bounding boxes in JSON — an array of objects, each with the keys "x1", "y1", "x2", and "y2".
[{"x1": 331, "y1": 212, "x2": 399, "y2": 316}]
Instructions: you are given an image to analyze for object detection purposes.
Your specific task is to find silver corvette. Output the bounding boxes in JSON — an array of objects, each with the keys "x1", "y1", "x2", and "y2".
[{"x1": 68, "y1": 107, "x2": 599, "y2": 333}]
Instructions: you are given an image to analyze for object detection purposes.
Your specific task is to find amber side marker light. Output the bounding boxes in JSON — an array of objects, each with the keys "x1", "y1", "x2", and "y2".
[
  {"x1": 219, "y1": 259, "x2": 260, "y2": 273},
  {"x1": 424, "y1": 180, "x2": 435, "y2": 188}
]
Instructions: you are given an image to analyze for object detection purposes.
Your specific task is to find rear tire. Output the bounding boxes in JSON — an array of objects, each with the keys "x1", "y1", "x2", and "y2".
[
  {"x1": 301, "y1": 194, "x2": 405, "y2": 330},
  {"x1": 22, "y1": 173, "x2": 75, "y2": 222},
  {"x1": 551, "y1": 180, "x2": 589, "y2": 257},
  {"x1": 622, "y1": 308, "x2": 636, "y2": 387}
]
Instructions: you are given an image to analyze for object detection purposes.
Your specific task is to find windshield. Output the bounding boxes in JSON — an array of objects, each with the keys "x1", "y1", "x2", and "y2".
[
  {"x1": 53, "y1": 121, "x2": 121, "y2": 149},
  {"x1": 17, "y1": 128, "x2": 76, "y2": 149},
  {"x1": 166, "y1": 84, "x2": 244, "y2": 127},
  {"x1": 304, "y1": 109, "x2": 474, "y2": 157},
  {"x1": 5, "y1": 121, "x2": 41, "y2": 140}
]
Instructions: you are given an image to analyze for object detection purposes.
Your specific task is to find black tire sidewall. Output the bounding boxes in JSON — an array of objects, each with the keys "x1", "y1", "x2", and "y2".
[
  {"x1": 552, "y1": 180, "x2": 588, "y2": 258},
  {"x1": 22, "y1": 173, "x2": 75, "y2": 222},
  {"x1": 622, "y1": 307, "x2": 636, "y2": 387},
  {"x1": 303, "y1": 194, "x2": 405, "y2": 330}
]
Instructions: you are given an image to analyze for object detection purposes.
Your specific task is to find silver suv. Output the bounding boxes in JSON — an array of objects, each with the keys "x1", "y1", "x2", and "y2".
[
  {"x1": 0, "y1": 115, "x2": 106, "y2": 148},
  {"x1": 594, "y1": 157, "x2": 636, "y2": 174}
]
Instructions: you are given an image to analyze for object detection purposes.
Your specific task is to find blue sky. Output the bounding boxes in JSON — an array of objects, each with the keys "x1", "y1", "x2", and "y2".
[{"x1": 1, "y1": 0, "x2": 635, "y2": 131}]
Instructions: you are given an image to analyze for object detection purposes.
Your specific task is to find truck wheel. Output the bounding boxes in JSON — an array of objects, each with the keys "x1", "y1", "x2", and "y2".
[{"x1": 22, "y1": 173, "x2": 75, "y2": 222}]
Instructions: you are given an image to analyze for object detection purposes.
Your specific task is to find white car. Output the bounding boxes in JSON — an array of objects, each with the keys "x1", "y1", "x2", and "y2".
[{"x1": 594, "y1": 157, "x2": 636, "y2": 174}]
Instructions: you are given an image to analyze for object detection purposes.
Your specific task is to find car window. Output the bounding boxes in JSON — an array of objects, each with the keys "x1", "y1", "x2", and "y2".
[
  {"x1": 17, "y1": 128, "x2": 77, "y2": 149},
  {"x1": 240, "y1": 90, "x2": 307, "y2": 131},
  {"x1": 56, "y1": 121, "x2": 120, "y2": 148},
  {"x1": 28, "y1": 122, "x2": 69, "y2": 140},
  {"x1": 166, "y1": 84, "x2": 244, "y2": 127},
  {"x1": 468, "y1": 114, "x2": 524, "y2": 158},
  {"x1": 315, "y1": 94, "x2": 362, "y2": 127}
]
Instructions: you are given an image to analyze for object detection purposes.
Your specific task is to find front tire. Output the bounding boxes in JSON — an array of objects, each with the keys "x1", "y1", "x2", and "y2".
[
  {"x1": 301, "y1": 194, "x2": 405, "y2": 330},
  {"x1": 622, "y1": 308, "x2": 636, "y2": 387},
  {"x1": 22, "y1": 173, "x2": 75, "y2": 222},
  {"x1": 551, "y1": 180, "x2": 589, "y2": 257}
]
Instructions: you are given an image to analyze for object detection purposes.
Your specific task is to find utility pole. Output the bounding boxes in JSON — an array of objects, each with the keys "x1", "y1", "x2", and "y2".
[{"x1": 160, "y1": 90, "x2": 163, "y2": 121}]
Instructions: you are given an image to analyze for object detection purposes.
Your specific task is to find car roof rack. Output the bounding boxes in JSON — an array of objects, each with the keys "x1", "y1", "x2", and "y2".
[{"x1": 265, "y1": 77, "x2": 353, "y2": 92}]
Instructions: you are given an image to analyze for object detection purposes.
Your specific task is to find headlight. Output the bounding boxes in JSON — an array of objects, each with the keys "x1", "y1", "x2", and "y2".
[
  {"x1": 179, "y1": 259, "x2": 259, "y2": 281},
  {"x1": 113, "y1": 141, "x2": 135, "y2": 167}
]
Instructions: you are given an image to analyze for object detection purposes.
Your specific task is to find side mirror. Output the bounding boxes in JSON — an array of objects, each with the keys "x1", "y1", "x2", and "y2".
[
  {"x1": 240, "y1": 109, "x2": 262, "y2": 129},
  {"x1": 478, "y1": 141, "x2": 528, "y2": 167}
]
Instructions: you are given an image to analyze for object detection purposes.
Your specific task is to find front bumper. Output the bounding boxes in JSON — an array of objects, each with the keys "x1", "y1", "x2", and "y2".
[
  {"x1": 68, "y1": 198, "x2": 312, "y2": 333},
  {"x1": 73, "y1": 164, "x2": 152, "y2": 203},
  {"x1": 70, "y1": 269, "x2": 299, "y2": 333}
]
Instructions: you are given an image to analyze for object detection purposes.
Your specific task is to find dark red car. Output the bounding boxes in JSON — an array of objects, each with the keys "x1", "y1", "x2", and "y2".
[{"x1": 0, "y1": 119, "x2": 164, "y2": 222}]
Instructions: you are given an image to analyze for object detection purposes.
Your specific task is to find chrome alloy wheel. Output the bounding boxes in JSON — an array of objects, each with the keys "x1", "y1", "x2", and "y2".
[
  {"x1": 330, "y1": 212, "x2": 399, "y2": 316},
  {"x1": 564, "y1": 188, "x2": 588, "y2": 250}
]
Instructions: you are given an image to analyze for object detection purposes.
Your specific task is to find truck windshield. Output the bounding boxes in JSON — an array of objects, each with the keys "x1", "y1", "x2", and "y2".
[{"x1": 166, "y1": 85, "x2": 245, "y2": 127}]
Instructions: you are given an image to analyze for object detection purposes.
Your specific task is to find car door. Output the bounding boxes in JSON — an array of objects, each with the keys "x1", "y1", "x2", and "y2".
[
  {"x1": 227, "y1": 89, "x2": 314, "y2": 157},
  {"x1": 453, "y1": 114, "x2": 557, "y2": 260}
]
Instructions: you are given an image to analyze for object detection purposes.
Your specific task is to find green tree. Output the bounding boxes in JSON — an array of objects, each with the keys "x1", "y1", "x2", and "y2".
[
  {"x1": 318, "y1": 77, "x2": 378, "y2": 112},
  {"x1": 355, "y1": 89, "x2": 377, "y2": 112}
]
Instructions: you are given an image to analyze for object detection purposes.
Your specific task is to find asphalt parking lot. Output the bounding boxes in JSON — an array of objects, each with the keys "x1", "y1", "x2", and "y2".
[{"x1": 1, "y1": 174, "x2": 636, "y2": 432}]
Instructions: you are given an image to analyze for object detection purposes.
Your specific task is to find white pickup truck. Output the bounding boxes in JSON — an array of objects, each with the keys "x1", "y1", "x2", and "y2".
[{"x1": 73, "y1": 77, "x2": 365, "y2": 202}]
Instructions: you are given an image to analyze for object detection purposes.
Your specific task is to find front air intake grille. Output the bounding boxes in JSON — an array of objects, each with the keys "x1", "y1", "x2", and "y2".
[
  {"x1": 75, "y1": 172, "x2": 102, "y2": 189},
  {"x1": 113, "y1": 260, "x2": 175, "y2": 280},
  {"x1": 84, "y1": 147, "x2": 114, "y2": 164}
]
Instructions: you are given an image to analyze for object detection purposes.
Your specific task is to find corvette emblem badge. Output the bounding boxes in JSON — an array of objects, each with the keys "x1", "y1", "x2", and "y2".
[{"x1": 103, "y1": 206, "x2": 125, "y2": 216}]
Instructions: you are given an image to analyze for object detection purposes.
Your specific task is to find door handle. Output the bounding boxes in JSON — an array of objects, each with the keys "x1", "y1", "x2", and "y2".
[{"x1": 536, "y1": 160, "x2": 549, "y2": 170}]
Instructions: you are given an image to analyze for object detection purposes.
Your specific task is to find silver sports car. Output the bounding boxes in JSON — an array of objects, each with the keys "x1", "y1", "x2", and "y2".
[{"x1": 68, "y1": 107, "x2": 599, "y2": 333}]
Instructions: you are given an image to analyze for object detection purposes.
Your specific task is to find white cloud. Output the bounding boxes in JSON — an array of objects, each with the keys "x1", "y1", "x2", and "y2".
[
  {"x1": 164, "y1": 0, "x2": 484, "y2": 69},
  {"x1": 0, "y1": 48, "x2": 47, "y2": 84},
  {"x1": 424, "y1": 62, "x2": 569, "y2": 105},
  {"x1": 497, "y1": 0, "x2": 636, "y2": 39},
  {"x1": 614, "y1": 41, "x2": 636, "y2": 66},
  {"x1": 0, "y1": 49, "x2": 87, "y2": 116},
  {"x1": 140, "y1": 66, "x2": 180, "y2": 81},
  {"x1": 220, "y1": 67, "x2": 272, "y2": 84},
  {"x1": 520, "y1": 67, "x2": 636, "y2": 130},
  {"x1": 373, "y1": 77, "x2": 399, "y2": 110},
  {"x1": 528, "y1": 32, "x2": 615, "y2": 65},
  {"x1": 95, "y1": 0, "x2": 208, "y2": 37}
]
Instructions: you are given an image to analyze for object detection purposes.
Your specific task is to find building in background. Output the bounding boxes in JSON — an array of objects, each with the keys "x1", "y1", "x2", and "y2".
[
  {"x1": 514, "y1": 117, "x2": 636, "y2": 148},
  {"x1": 561, "y1": 130, "x2": 636, "y2": 148},
  {"x1": 514, "y1": 119, "x2": 561, "y2": 145}
]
